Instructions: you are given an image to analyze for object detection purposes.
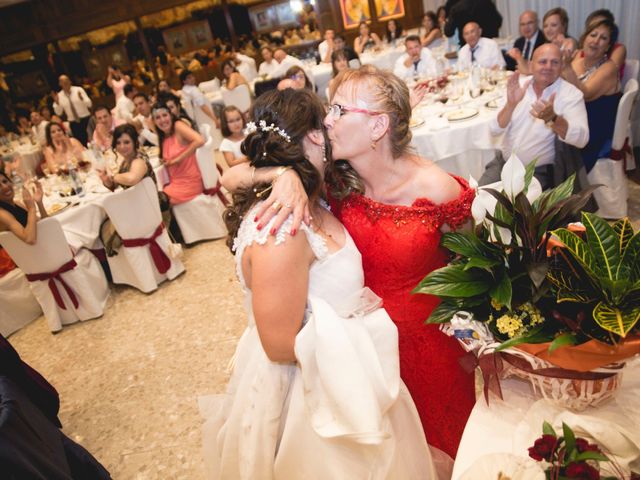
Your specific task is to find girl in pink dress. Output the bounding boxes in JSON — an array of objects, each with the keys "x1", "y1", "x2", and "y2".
[
  {"x1": 152, "y1": 102, "x2": 204, "y2": 205},
  {"x1": 106, "y1": 66, "x2": 130, "y2": 100}
]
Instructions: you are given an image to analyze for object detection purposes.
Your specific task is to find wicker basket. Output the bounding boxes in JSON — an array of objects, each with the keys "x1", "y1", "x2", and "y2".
[{"x1": 499, "y1": 348, "x2": 625, "y2": 411}]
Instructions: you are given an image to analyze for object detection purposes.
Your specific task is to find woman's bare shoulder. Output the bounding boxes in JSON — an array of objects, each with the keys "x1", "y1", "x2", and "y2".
[{"x1": 412, "y1": 157, "x2": 462, "y2": 204}]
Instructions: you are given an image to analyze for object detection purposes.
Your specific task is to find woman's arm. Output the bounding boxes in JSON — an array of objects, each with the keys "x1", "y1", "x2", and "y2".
[
  {"x1": 421, "y1": 28, "x2": 442, "y2": 47},
  {"x1": 372, "y1": 33, "x2": 382, "y2": 48},
  {"x1": 563, "y1": 59, "x2": 618, "y2": 101},
  {"x1": 222, "y1": 150, "x2": 247, "y2": 167},
  {"x1": 248, "y1": 232, "x2": 313, "y2": 362},
  {"x1": 227, "y1": 72, "x2": 247, "y2": 90},
  {"x1": 1, "y1": 188, "x2": 39, "y2": 244},
  {"x1": 610, "y1": 43, "x2": 627, "y2": 69},
  {"x1": 113, "y1": 158, "x2": 148, "y2": 187},
  {"x1": 164, "y1": 121, "x2": 204, "y2": 166},
  {"x1": 354, "y1": 37, "x2": 364, "y2": 54},
  {"x1": 32, "y1": 181, "x2": 47, "y2": 219},
  {"x1": 221, "y1": 164, "x2": 309, "y2": 233},
  {"x1": 43, "y1": 147, "x2": 59, "y2": 174}
]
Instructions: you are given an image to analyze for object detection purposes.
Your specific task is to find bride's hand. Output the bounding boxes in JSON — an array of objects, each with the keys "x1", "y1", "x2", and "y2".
[{"x1": 253, "y1": 170, "x2": 310, "y2": 235}]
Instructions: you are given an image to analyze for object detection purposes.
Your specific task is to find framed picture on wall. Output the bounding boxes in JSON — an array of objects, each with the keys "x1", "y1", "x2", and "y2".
[
  {"x1": 188, "y1": 21, "x2": 214, "y2": 50},
  {"x1": 274, "y1": 2, "x2": 296, "y2": 25},
  {"x1": 250, "y1": 5, "x2": 276, "y2": 32},
  {"x1": 163, "y1": 28, "x2": 189, "y2": 55},
  {"x1": 375, "y1": 0, "x2": 405, "y2": 22},
  {"x1": 339, "y1": 0, "x2": 371, "y2": 29}
]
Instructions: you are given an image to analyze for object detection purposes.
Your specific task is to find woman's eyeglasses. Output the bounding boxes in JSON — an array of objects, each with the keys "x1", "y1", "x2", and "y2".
[{"x1": 326, "y1": 104, "x2": 382, "y2": 120}]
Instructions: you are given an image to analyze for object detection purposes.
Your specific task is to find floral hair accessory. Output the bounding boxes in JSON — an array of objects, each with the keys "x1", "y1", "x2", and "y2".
[{"x1": 244, "y1": 120, "x2": 291, "y2": 143}]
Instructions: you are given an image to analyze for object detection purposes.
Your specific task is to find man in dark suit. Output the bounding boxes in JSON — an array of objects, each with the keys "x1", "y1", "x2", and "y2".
[
  {"x1": 506, "y1": 10, "x2": 547, "y2": 70},
  {"x1": 444, "y1": 0, "x2": 503, "y2": 46}
]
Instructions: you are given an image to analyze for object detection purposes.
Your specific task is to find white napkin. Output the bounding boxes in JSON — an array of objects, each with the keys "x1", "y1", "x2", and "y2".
[{"x1": 429, "y1": 117, "x2": 450, "y2": 131}]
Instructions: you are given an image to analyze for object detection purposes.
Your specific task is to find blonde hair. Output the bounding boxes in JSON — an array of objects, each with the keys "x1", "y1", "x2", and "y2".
[{"x1": 328, "y1": 65, "x2": 412, "y2": 158}]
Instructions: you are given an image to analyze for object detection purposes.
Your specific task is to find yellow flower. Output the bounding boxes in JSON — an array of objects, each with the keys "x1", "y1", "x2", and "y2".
[
  {"x1": 496, "y1": 314, "x2": 524, "y2": 338},
  {"x1": 491, "y1": 298, "x2": 503, "y2": 310}
]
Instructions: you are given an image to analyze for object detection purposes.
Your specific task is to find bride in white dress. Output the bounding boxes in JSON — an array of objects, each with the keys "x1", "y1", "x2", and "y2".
[{"x1": 201, "y1": 88, "x2": 438, "y2": 479}]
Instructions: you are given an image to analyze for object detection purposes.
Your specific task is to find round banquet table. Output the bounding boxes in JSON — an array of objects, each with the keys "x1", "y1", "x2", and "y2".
[
  {"x1": 409, "y1": 89, "x2": 504, "y2": 180},
  {"x1": 452, "y1": 357, "x2": 640, "y2": 479}
]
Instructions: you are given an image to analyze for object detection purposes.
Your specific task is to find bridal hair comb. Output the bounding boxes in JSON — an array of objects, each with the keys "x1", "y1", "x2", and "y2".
[{"x1": 244, "y1": 120, "x2": 291, "y2": 143}]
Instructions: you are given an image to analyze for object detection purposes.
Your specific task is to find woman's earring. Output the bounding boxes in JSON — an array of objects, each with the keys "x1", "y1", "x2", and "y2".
[
  {"x1": 370, "y1": 139, "x2": 377, "y2": 150},
  {"x1": 321, "y1": 144, "x2": 327, "y2": 162}
]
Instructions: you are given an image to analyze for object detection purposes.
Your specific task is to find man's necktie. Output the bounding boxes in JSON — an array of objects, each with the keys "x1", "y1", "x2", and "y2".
[
  {"x1": 471, "y1": 46, "x2": 478, "y2": 63},
  {"x1": 66, "y1": 90, "x2": 79, "y2": 122},
  {"x1": 523, "y1": 39, "x2": 531, "y2": 61}
]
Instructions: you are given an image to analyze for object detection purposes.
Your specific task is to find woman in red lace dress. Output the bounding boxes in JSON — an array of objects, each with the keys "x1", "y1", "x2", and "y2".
[{"x1": 223, "y1": 66, "x2": 475, "y2": 463}]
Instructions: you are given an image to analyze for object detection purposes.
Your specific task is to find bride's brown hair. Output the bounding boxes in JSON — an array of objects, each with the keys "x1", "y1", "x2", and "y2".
[{"x1": 224, "y1": 88, "x2": 328, "y2": 251}]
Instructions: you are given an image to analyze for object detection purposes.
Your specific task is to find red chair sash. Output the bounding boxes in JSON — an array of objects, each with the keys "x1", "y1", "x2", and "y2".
[
  {"x1": 25, "y1": 259, "x2": 79, "y2": 310},
  {"x1": 121, "y1": 224, "x2": 171, "y2": 274},
  {"x1": 203, "y1": 180, "x2": 230, "y2": 206},
  {"x1": 609, "y1": 137, "x2": 632, "y2": 169}
]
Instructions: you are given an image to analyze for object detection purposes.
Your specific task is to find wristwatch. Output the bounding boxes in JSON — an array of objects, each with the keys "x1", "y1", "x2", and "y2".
[{"x1": 546, "y1": 113, "x2": 558, "y2": 126}]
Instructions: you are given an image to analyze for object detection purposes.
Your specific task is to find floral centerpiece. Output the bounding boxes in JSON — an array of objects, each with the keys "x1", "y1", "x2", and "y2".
[{"x1": 414, "y1": 154, "x2": 640, "y2": 409}]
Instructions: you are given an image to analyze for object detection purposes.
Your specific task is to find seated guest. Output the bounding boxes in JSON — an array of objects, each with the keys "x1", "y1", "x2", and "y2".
[
  {"x1": 278, "y1": 66, "x2": 313, "y2": 91},
  {"x1": 152, "y1": 101, "x2": 205, "y2": 205},
  {"x1": 271, "y1": 48, "x2": 304, "y2": 78},
  {"x1": 221, "y1": 60, "x2": 249, "y2": 90},
  {"x1": 30, "y1": 110, "x2": 48, "y2": 146},
  {"x1": 113, "y1": 83, "x2": 137, "y2": 124},
  {"x1": 329, "y1": 49, "x2": 350, "y2": 91},
  {"x1": 219, "y1": 106, "x2": 247, "y2": 167},
  {"x1": 230, "y1": 50, "x2": 256, "y2": 81},
  {"x1": 98, "y1": 125, "x2": 169, "y2": 255},
  {"x1": 393, "y1": 35, "x2": 437, "y2": 80},
  {"x1": 543, "y1": 8, "x2": 578, "y2": 54},
  {"x1": 155, "y1": 79, "x2": 181, "y2": 99},
  {"x1": 483, "y1": 44, "x2": 589, "y2": 189},
  {"x1": 132, "y1": 92, "x2": 159, "y2": 146},
  {"x1": 39, "y1": 105, "x2": 52, "y2": 122},
  {"x1": 0, "y1": 172, "x2": 46, "y2": 245},
  {"x1": 44, "y1": 122, "x2": 86, "y2": 174},
  {"x1": 92, "y1": 106, "x2": 115, "y2": 152},
  {"x1": 156, "y1": 91, "x2": 195, "y2": 129},
  {"x1": 333, "y1": 35, "x2": 359, "y2": 63},
  {"x1": 583, "y1": 9, "x2": 626, "y2": 80},
  {"x1": 507, "y1": 10, "x2": 547, "y2": 72},
  {"x1": 457, "y1": 22, "x2": 506, "y2": 70},
  {"x1": 385, "y1": 19, "x2": 404, "y2": 45},
  {"x1": 354, "y1": 21, "x2": 381, "y2": 54},
  {"x1": 180, "y1": 69, "x2": 218, "y2": 127},
  {"x1": 420, "y1": 12, "x2": 443, "y2": 48},
  {"x1": 258, "y1": 47, "x2": 279, "y2": 77},
  {"x1": 318, "y1": 29, "x2": 335, "y2": 63},
  {"x1": 562, "y1": 18, "x2": 621, "y2": 173},
  {"x1": 16, "y1": 115, "x2": 31, "y2": 136}
]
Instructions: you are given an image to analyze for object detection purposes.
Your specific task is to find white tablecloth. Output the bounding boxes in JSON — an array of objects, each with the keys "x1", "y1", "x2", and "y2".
[
  {"x1": 410, "y1": 90, "x2": 503, "y2": 179},
  {"x1": 452, "y1": 357, "x2": 640, "y2": 479}
]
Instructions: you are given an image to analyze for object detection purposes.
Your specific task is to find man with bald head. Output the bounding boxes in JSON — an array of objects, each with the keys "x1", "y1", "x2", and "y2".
[
  {"x1": 52, "y1": 75, "x2": 92, "y2": 145},
  {"x1": 270, "y1": 48, "x2": 304, "y2": 78},
  {"x1": 507, "y1": 10, "x2": 547, "y2": 70},
  {"x1": 482, "y1": 44, "x2": 589, "y2": 188},
  {"x1": 457, "y1": 22, "x2": 505, "y2": 70}
]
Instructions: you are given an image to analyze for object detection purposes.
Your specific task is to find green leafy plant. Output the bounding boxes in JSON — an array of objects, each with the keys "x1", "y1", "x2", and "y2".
[
  {"x1": 414, "y1": 154, "x2": 596, "y2": 348},
  {"x1": 549, "y1": 214, "x2": 640, "y2": 341}
]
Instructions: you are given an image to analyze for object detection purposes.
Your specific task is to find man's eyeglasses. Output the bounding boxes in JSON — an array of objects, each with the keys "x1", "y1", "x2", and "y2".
[{"x1": 326, "y1": 104, "x2": 382, "y2": 120}]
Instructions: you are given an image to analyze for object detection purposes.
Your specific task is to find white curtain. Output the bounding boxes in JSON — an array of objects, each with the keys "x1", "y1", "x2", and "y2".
[{"x1": 421, "y1": 0, "x2": 639, "y2": 61}]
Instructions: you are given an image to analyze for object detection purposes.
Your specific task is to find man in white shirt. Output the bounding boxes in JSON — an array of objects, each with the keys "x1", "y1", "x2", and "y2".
[
  {"x1": 393, "y1": 35, "x2": 437, "y2": 80},
  {"x1": 180, "y1": 69, "x2": 218, "y2": 128},
  {"x1": 483, "y1": 44, "x2": 589, "y2": 188},
  {"x1": 113, "y1": 84, "x2": 137, "y2": 124},
  {"x1": 232, "y1": 51, "x2": 257, "y2": 81},
  {"x1": 258, "y1": 47, "x2": 279, "y2": 78},
  {"x1": 318, "y1": 29, "x2": 335, "y2": 63},
  {"x1": 131, "y1": 92, "x2": 158, "y2": 146},
  {"x1": 457, "y1": 22, "x2": 506, "y2": 70},
  {"x1": 52, "y1": 75, "x2": 92, "y2": 145},
  {"x1": 29, "y1": 110, "x2": 48, "y2": 146},
  {"x1": 271, "y1": 49, "x2": 304, "y2": 78}
]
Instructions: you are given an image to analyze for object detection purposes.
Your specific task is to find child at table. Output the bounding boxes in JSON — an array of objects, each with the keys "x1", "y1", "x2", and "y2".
[{"x1": 219, "y1": 106, "x2": 247, "y2": 167}]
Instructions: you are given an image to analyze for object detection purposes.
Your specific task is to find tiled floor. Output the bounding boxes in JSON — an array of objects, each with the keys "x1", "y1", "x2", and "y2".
[{"x1": 8, "y1": 179, "x2": 640, "y2": 479}]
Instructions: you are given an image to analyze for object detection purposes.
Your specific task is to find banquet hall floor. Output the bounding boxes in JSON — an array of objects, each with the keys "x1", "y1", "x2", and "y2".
[{"x1": 7, "y1": 178, "x2": 640, "y2": 479}]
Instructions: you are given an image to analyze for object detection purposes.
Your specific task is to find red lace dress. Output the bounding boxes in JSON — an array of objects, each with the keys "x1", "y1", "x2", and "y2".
[{"x1": 331, "y1": 175, "x2": 476, "y2": 459}]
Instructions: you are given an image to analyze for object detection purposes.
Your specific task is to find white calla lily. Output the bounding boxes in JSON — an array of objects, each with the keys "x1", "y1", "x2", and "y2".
[
  {"x1": 471, "y1": 195, "x2": 487, "y2": 224},
  {"x1": 526, "y1": 176, "x2": 543, "y2": 204},
  {"x1": 501, "y1": 152, "x2": 526, "y2": 200},
  {"x1": 468, "y1": 174, "x2": 479, "y2": 190}
]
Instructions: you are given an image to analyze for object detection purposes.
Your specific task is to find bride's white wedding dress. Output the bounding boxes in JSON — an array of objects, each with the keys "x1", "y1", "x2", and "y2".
[{"x1": 201, "y1": 204, "x2": 438, "y2": 479}]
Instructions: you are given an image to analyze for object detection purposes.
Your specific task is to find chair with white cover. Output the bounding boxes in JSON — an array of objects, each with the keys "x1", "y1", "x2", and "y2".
[
  {"x1": 102, "y1": 177, "x2": 185, "y2": 293},
  {"x1": 221, "y1": 84, "x2": 252, "y2": 113},
  {"x1": 199, "y1": 78, "x2": 220, "y2": 93},
  {"x1": 587, "y1": 79, "x2": 638, "y2": 219},
  {"x1": 0, "y1": 268, "x2": 42, "y2": 336},
  {"x1": 622, "y1": 59, "x2": 639, "y2": 90},
  {"x1": 171, "y1": 126, "x2": 228, "y2": 244},
  {"x1": 182, "y1": 95, "x2": 223, "y2": 150},
  {"x1": 0, "y1": 218, "x2": 109, "y2": 333}
]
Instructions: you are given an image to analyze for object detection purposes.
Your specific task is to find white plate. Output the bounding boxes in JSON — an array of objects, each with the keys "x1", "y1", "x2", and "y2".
[
  {"x1": 445, "y1": 108, "x2": 479, "y2": 122},
  {"x1": 48, "y1": 202, "x2": 70, "y2": 215},
  {"x1": 410, "y1": 117, "x2": 425, "y2": 128}
]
